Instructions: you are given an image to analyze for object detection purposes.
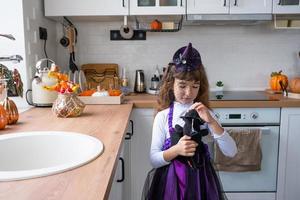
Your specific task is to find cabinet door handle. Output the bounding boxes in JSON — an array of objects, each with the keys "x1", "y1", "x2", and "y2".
[
  {"x1": 125, "y1": 120, "x2": 134, "y2": 140},
  {"x1": 223, "y1": 0, "x2": 226, "y2": 7},
  {"x1": 234, "y1": 0, "x2": 238, "y2": 6},
  {"x1": 278, "y1": 0, "x2": 282, "y2": 5},
  {"x1": 117, "y1": 157, "x2": 125, "y2": 182},
  {"x1": 180, "y1": 0, "x2": 183, "y2": 7}
]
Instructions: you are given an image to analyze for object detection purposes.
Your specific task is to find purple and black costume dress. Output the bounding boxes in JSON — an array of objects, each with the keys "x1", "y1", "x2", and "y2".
[{"x1": 142, "y1": 103, "x2": 226, "y2": 200}]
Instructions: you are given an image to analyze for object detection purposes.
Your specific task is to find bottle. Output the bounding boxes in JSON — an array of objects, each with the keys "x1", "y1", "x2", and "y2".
[
  {"x1": 120, "y1": 67, "x2": 130, "y2": 95},
  {"x1": 121, "y1": 67, "x2": 128, "y2": 87},
  {"x1": 150, "y1": 75, "x2": 160, "y2": 90}
]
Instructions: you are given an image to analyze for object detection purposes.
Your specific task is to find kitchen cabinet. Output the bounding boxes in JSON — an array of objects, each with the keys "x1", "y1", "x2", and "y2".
[
  {"x1": 44, "y1": 0, "x2": 129, "y2": 16},
  {"x1": 109, "y1": 124, "x2": 132, "y2": 200},
  {"x1": 130, "y1": 109, "x2": 155, "y2": 200},
  {"x1": 273, "y1": 0, "x2": 300, "y2": 13},
  {"x1": 187, "y1": 0, "x2": 272, "y2": 14},
  {"x1": 130, "y1": 0, "x2": 185, "y2": 15},
  {"x1": 277, "y1": 108, "x2": 300, "y2": 200}
]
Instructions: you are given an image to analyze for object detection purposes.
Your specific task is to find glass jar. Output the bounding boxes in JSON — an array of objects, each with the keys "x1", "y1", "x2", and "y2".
[
  {"x1": 0, "y1": 79, "x2": 8, "y2": 103},
  {"x1": 52, "y1": 93, "x2": 85, "y2": 118}
]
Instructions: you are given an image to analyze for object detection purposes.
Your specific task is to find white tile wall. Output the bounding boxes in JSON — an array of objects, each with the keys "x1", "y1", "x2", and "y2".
[{"x1": 56, "y1": 21, "x2": 300, "y2": 91}]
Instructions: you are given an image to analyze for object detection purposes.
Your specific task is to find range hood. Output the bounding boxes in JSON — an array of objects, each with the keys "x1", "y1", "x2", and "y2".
[{"x1": 185, "y1": 14, "x2": 272, "y2": 25}]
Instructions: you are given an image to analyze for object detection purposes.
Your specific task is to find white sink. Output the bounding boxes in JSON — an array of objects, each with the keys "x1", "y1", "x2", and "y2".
[{"x1": 0, "y1": 131, "x2": 103, "y2": 181}]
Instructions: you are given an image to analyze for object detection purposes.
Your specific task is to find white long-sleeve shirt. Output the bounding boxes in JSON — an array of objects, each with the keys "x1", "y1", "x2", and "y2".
[{"x1": 150, "y1": 101, "x2": 237, "y2": 168}]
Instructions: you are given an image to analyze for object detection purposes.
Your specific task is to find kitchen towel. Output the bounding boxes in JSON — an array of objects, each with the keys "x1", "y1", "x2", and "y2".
[{"x1": 214, "y1": 128, "x2": 262, "y2": 172}]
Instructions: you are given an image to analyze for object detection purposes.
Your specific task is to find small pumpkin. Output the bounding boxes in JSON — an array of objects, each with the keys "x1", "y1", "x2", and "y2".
[
  {"x1": 289, "y1": 77, "x2": 300, "y2": 93},
  {"x1": 269, "y1": 70, "x2": 288, "y2": 91},
  {"x1": 0, "y1": 105, "x2": 7, "y2": 130},
  {"x1": 2, "y1": 97, "x2": 19, "y2": 125},
  {"x1": 150, "y1": 19, "x2": 162, "y2": 30}
]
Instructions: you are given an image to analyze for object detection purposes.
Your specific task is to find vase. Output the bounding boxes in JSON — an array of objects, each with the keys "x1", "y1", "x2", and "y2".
[{"x1": 52, "y1": 93, "x2": 85, "y2": 118}]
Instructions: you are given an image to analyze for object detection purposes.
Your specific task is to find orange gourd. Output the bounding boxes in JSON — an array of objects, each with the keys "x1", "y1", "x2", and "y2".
[
  {"x1": 79, "y1": 89, "x2": 96, "y2": 96},
  {"x1": 269, "y1": 70, "x2": 288, "y2": 91},
  {"x1": 150, "y1": 19, "x2": 162, "y2": 30},
  {"x1": 2, "y1": 97, "x2": 19, "y2": 124},
  {"x1": 0, "y1": 104, "x2": 7, "y2": 130},
  {"x1": 289, "y1": 77, "x2": 300, "y2": 93}
]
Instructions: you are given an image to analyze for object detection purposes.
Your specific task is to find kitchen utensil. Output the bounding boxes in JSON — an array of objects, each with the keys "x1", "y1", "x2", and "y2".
[
  {"x1": 279, "y1": 80, "x2": 288, "y2": 96},
  {"x1": 134, "y1": 70, "x2": 146, "y2": 93},
  {"x1": 120, "y1": 16, "x2": 134, "y2": 39},
  {"x1": 81, "y1": 63, "x2": 118, "y2": 90},
  {"x1": 79, "y1": 70, "x2": 87, "y2": 91},
  {"x1": 66, "y1": 26, "x2": 78, "y2": 73}
]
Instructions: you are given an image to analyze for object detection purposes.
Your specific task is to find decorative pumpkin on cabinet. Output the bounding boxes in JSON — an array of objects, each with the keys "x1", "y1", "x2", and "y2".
[
  {"x1": 269, "y1": 70, "x2": 288, "y2": 91},
  {"x1": 0, "y1": 105, "x2": 7, "y2": 129},
  {"x1": 289, "y1": 77, "x2": 300, "y2": 93},
  {"x1": 150, "y1": 19, "x2": 162, "y2": 30},
  {"x1": 2, "y1": 97, "x2": 18, "y2": 124}
]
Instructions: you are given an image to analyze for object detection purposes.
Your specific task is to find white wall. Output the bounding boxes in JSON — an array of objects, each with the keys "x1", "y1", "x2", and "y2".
[
  {"x1": 56, "y1": 21, "x2": 300, "y2": 91},
  {"x1": 0, "y1": 0, "x2": 26, "y2": 89},
  {"x1": 22, "y1": 0, "x2": 57, "y2": 88},
  {"x1": 0, "y1": 0, "x2": 56, "y2": 103}
]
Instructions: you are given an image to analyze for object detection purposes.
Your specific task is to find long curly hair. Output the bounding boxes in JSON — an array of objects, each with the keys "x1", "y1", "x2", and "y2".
[{"x1": 157, "y1": 63, "x2": 209, "y2": 112}]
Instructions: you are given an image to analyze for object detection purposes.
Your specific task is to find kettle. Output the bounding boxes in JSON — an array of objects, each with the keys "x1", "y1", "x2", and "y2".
[
  {"x1": 134, "y1": 70, "x2": 146, "y2": 93},
  {"x1": 25, "y1": 58, "x2": 58, "y2": 107}
]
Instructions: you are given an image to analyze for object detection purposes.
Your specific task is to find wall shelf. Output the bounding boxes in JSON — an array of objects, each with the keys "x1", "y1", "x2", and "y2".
[{"x1": 135, "y1": 15, "x2": 183, "y2": 32}]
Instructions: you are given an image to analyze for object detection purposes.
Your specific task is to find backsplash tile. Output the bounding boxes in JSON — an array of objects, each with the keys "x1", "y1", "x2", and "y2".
[{"x1": 56, "y1": 21, "x2": 300, "y2": 91}]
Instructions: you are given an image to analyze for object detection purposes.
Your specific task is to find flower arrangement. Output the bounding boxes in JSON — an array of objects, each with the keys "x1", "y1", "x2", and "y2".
[
  {"x1": 43, "y1": 71, "x2": 79, "y2": 94},
  {"x1": 43, "y1": 67, "x2": 84, "y2": 118}
]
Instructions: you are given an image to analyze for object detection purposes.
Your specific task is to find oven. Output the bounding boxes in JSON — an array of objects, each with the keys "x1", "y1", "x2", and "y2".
[{"x1": 211, "y1": 108, "x2": 280, "y2": 200}]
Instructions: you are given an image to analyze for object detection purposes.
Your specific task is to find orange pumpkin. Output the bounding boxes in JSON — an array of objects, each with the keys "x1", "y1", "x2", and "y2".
[
  {"x1": 0, "y1": 105, "x2": 7, "y2": 130},
  {"x1": 289, "y1": 77, "x2": 300, "y2": 93},
  {"x1": 2, "y1": 97, "x2": 19, "y2": 125},
  {"x1": 150, "y1": 19, "x2": 162, "y2": 30},
  {"x1": 269, "y1": 70, "x2": 288, "y2": 91}
]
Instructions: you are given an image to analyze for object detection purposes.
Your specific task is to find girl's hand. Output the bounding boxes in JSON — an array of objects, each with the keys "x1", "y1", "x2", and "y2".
[
  {"x1": 190, "y1": 102, "x2": 225, "y2": 135},
  {"x1": 175, "y1": 135, "x2": 198, "y2": 157},
  {"x1": 190, "y1": 102, "x2": 215, "y2": 124}
]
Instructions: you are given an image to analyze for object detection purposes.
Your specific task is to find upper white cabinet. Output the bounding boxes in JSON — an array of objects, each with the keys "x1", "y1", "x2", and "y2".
[
  {"x1": 187, "y1": 0, "x2": 272, "y2": 14},
  {"x1": 44, "y1": 0, "x2": 129, "y2": 16},
  {"x1": 130, "y1": 0, "x2": 185, "y2": 15},
  {"x1": 273, "y1": 0, "x2": 300, "y2": 14}
]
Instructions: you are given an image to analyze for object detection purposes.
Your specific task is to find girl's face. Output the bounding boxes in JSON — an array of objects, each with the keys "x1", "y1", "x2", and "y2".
[{"x1": 173, "y1": 78, "x2": 200, "y2": 104}]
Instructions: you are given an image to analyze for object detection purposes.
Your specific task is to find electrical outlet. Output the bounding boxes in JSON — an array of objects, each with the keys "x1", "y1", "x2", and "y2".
[{"x1": 39, "y1": 27, "x2": 47, "y2": 40}]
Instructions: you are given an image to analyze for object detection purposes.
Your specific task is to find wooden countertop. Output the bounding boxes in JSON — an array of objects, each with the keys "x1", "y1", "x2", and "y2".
[
  {"x1": 124, "y1": 93, "x2": 300, "y2": 108},
  {"x1": 0, "y1": 91, "x2": 299, "y2": 199},
  {"x1": 0, "y1": 104, "x2": 133, "y2": 200}
]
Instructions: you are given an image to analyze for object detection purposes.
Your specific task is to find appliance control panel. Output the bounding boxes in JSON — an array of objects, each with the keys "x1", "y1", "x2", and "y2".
[{"x1": 213, "y1": 108, "x2": 280, "y2": 124}]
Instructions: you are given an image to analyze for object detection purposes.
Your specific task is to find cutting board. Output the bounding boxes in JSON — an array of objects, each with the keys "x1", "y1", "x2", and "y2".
[{"x1": 81, "y1": 63, "x2": 119, "y2": 90}]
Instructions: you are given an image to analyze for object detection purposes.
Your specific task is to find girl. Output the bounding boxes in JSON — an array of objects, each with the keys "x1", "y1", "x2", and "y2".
[{"x1": 142, "y1": 43, "x2": 237, "y2": 200}]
